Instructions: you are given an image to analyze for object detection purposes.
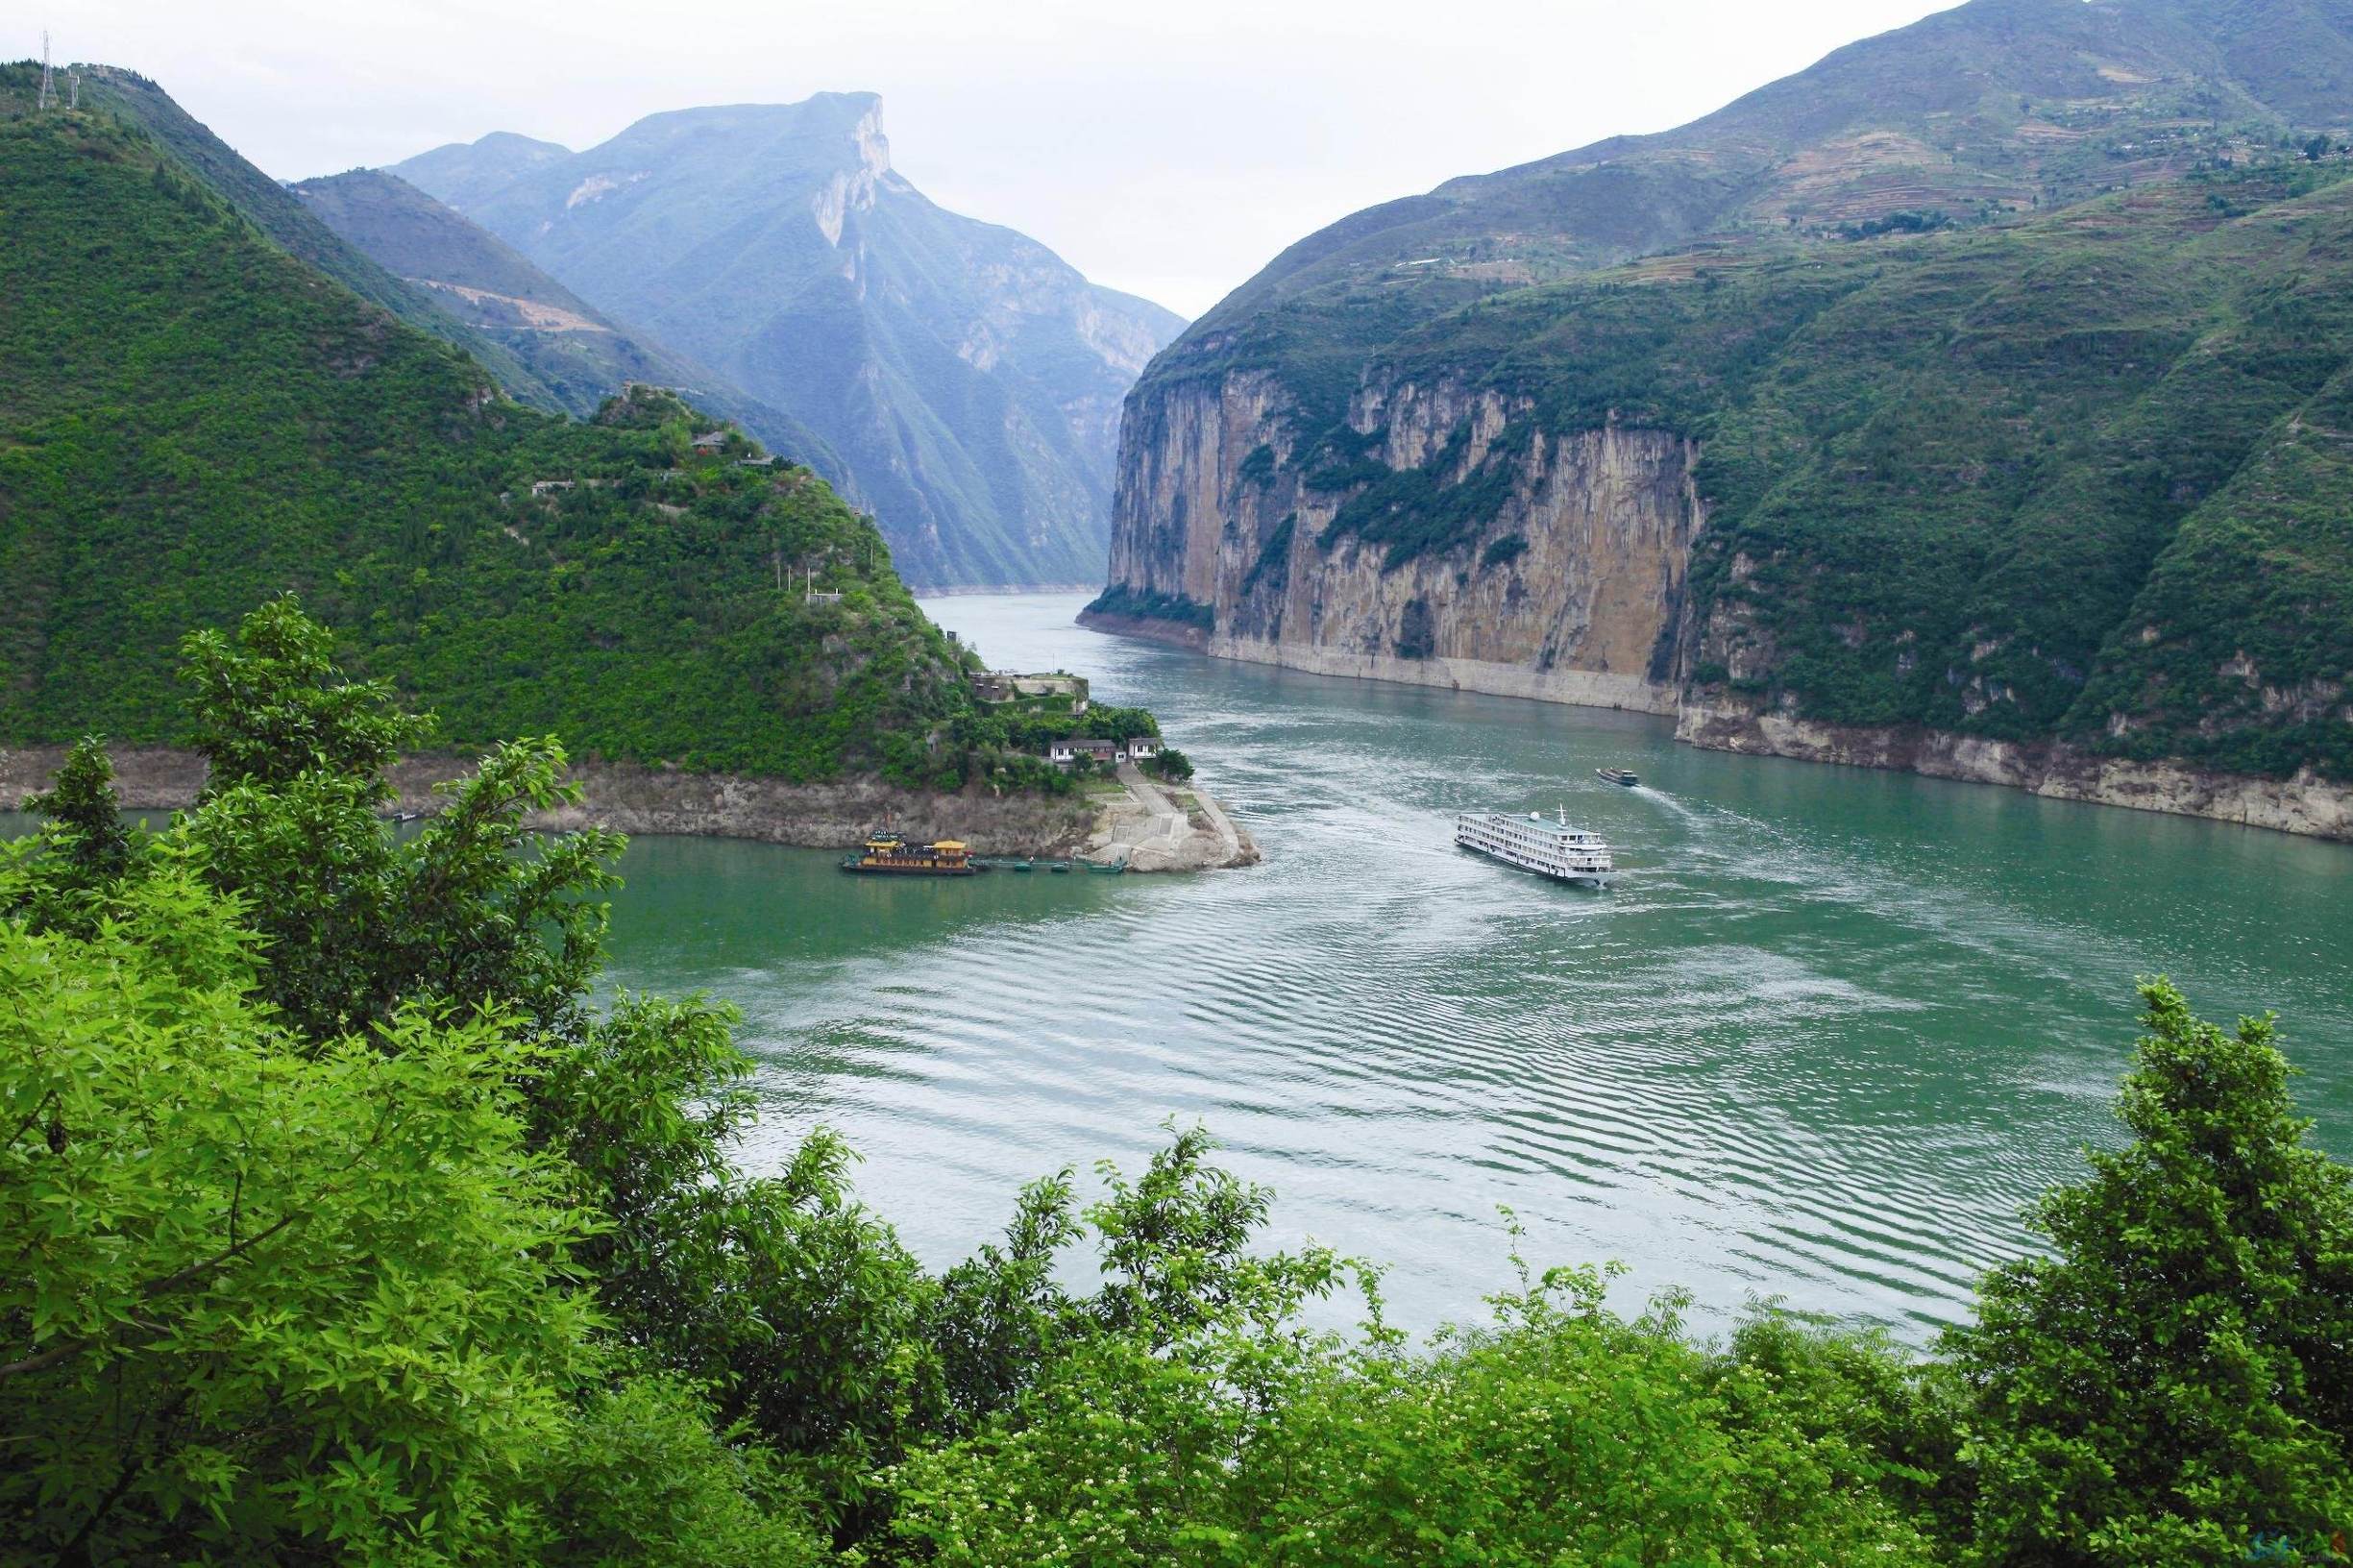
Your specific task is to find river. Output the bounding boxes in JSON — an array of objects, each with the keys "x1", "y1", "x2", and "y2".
[{"x1": 592, "y1": 591, "x2": 2353, "y2": 1340}]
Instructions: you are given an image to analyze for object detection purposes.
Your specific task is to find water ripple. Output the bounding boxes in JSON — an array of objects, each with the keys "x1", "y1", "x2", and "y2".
[{"x1": 595, "y1": 592, "x2": 2353, "y2": 1343}]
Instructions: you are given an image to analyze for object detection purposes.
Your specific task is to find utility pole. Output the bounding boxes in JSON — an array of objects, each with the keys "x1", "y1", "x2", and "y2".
[
  {"x1": 37, "y1": 31, "x2": 55, "y2": 111},
  {"x1": 67, "y1": 69, "x2": 80, "y2": 110}
]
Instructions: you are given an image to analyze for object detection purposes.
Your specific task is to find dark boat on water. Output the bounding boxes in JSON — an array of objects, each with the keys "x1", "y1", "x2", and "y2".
[
  {"x1": 840, "y1": 830, "x2": 982, "y2": 875},
  {"x1": 1596, "y1": 768, "x2": 1640, "y2": 787}
]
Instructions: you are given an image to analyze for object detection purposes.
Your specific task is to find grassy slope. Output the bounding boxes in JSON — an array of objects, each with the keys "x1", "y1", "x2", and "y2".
[{"x1": 0, "y1": 92, "x2": 972, "y2": 784}]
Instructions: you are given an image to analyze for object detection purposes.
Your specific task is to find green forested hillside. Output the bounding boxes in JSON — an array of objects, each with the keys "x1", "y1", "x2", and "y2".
[
  {"x1": 0, "y1": 84, "x2": 974, "y2": 783},
  {"x1": 1117, "y1": 0, "x2": 2353, "y2": 783},
  {"x1": 61, "y1": 66, "x2": 570, "y2": 414},
  {"x1": 1319, "y1": 161, "x2": 2353, "y2": 778}
]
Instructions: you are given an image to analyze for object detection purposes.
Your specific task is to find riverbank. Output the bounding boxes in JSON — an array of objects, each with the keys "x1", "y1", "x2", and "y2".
[
  {"x1": 1675, "y1": 703, "x2": 2353, "y2": 844},
  {"x1": 1074, "y1": 618, "x2": 2352, "y2": 845},
  {"x1": 0, "y1": 746, "x2": 1261, "y2": 870}
]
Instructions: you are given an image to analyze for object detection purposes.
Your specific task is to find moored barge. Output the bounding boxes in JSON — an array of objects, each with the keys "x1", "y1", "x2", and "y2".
[{"x1": 840, "y1": 830, "x2": 982, "y2": 875}]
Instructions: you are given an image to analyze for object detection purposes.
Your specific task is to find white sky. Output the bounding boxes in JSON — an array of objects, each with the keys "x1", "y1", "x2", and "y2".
[{"x1": 19, "y1": 0, "x2": 1960, "y2": 318}]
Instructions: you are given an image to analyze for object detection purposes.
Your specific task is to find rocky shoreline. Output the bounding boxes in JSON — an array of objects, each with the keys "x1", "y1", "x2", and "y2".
[
  {"x1": 1075, "y1": 619, "x2": 2353, "y2": 845},
  {"x1": 0, "y1": 746, "x2": 1262, "y2": 871},
  {"x1": 1073, "y1": 608, "x2": 1209, "y2": 652},
  {"x1": 1675, "y1": 705, "x2": 2353, "y2": 844}
]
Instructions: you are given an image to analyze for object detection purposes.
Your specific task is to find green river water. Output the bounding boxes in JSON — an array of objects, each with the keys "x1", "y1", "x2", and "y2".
[
  {"x1": 598, "y1": 592, "x2": 2353, "y2": 1340},
  {"x1": 20, "y1": 591, "x2": 2344, "y2": 1339}
]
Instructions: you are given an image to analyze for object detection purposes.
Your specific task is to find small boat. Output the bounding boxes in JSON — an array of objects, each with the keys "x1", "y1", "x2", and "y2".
[
  {"x1": 1009, "y1": 859, "x2": 1033, "y2": 872},
  {"x1": 1047, "y1": 861, "x2": 1071, "y2": 873},
  {"x1": 1089, "y1": 858, "x2": 1126, "y2": 875},
  {"x1": 1596, "y1": 768, "x2": 1640, "y2": 788}
]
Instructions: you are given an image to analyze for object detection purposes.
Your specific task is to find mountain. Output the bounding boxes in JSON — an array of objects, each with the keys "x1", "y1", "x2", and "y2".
[
  {"x1": 1094, "y1": 0, "x2": 2353, "y2": 835},
  {"x1": 0, "y1": 67, "x2": 975, "y2": 785},
  {"x1": 68, "y1": 67, "x2": 571, "y2": 415},
  {"x1": 391, "y1": 129, "x2": 569, "y2": 208},
  {"x1": 395, "y1": 94, "x2": 1187, "y2": 589},
  {"x1": 287, "y1": 167, "x2": 847, "y2": 481}
]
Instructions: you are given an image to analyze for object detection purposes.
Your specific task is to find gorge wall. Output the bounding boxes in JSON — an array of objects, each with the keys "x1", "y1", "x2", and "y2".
[
  {"x1": 1087, "y1": 359, "x2": 2353, "y2": 845},
  {"x1": 1089, "y1": 371, "x2": 1699, "y2": 715}
]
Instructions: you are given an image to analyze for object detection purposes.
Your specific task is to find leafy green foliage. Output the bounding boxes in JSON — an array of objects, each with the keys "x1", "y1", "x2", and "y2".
[
  {"x1": 1324, "y1": 419, "x2": 1532, "y2": 571},
  {"x1": 1081, "y1": 582, "x2": 1215, "y2": 630},
  {"x1": 1239, "y1": 512, "x2": 1296, "y2": 597},
  {"x1": 0, "y1": 870, "x2": 601, "y2": 1560},
  {"x1": 9, "y1": 597, "x2": 2352, "y2": 1564},
  {"x1": 1947, "y1": 979, "x2": 2353, "y2": 1562},
  {"x1": 12, "y1": 736, "x2": 137, "y2": 933},
  {"x1": 1479, "y1": 532, "x2": 1529, "y2": 570}
]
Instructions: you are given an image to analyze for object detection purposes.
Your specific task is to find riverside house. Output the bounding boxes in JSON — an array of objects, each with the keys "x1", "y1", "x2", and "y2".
[{"x1": 1047, "y1": 738, "x2": 1119, "y2": 769}]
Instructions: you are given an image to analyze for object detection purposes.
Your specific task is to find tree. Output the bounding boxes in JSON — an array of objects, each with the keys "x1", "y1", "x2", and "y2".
[
  {"x1": 11, "y1": 735, "x2": 140, "y2": 936},
  {"x1": 1948, "y1": 980, "x2": 2353, "y2": 1563},
  {"x1": 172, "y1": 600, "x2": 621, "y2": 1041},
  {"x1": 2305, "y1": 135, "x2": 2333, "y2": 163},
  {"x1": 0, "y1": 868, "x2": 599, "y2": 1562},
  {"x1": 179, "y1": 595, "x2": 434, "y2": 796}
]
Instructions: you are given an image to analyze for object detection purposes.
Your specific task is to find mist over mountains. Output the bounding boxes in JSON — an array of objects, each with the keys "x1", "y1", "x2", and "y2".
[{"x1": 394, "y1": 94, "x2": 1185, "y2": 589}]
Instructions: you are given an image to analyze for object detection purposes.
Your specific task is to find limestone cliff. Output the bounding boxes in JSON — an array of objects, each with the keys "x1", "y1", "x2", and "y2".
[
  {"x1": 1090, "y1": 372, "x2": 1700, "y2": 713},
  {"x1": 1087, "y1": 346, "x2": 2353, "y2": 845},
  {"x1": 1085, "y1": 0, "x2": 2353, "y2": 841}
]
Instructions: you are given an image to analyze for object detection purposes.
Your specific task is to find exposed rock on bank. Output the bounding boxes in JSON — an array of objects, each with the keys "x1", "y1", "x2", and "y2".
[
  {"x1": 1676, "y1": 705, "x2": 2353, "y2": 843},
  {"x1": 0, "y1": 747, "x2": 1261, "y2": 869},
  {"x1": 1071, "y1": 609, "x2": 1209, "y2": 652}
]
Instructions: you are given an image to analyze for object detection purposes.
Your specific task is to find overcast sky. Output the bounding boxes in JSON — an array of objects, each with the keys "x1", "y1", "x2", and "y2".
[{"x1": 19, "y1": 0, "x2": 1960, "y2": 317}]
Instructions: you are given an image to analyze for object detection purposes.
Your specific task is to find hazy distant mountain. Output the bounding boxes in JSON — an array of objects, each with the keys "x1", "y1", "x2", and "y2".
[
  {"x1": 289, "y1": 167, "x2": 844, "y2": 481},
  {"x1": 392, "y1": 130, "x2": 571, "y2": 209},
  {"x1": 395, "y1": 93, "x2": 1186, "y2": 589}
]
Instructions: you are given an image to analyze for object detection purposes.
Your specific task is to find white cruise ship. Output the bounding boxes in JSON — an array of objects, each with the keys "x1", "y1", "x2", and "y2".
[{"x1": 1455, "y1": 807, "x2": 1616, "y2": 886}]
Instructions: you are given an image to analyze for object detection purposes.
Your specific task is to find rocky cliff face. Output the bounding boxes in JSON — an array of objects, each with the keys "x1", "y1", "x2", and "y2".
[
  {"x1": 398, "y1": 95, "x2": 1188, "y2": 590},
  {"x1": 1086, "y1": 0, "x2": 2353, "y2": 841},
  {"x1": 1088, "y1": 355, "x2": 2353, "y2": 844},
  {"x1": 1092, "y1": 371, "x2": 1699, "y2": 713}
]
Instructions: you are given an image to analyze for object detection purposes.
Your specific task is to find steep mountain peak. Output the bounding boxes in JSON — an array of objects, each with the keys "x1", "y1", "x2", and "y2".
[{"x1": 394, "y1": 89, "x2": 1181, "y2": 588}]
